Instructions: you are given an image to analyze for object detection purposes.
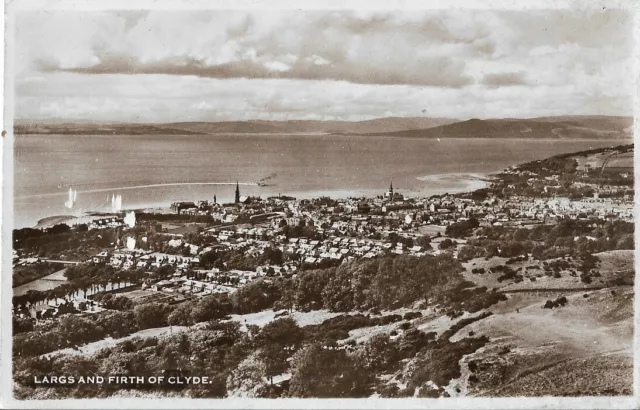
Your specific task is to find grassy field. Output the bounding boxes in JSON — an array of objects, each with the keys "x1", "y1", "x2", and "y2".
[
  {"x1": 13, "y1": 263, "x2": 65, "y2": 287},
  {"x1": 418, "y1": 225, "x2": 447, "y2": 237},
  {"x1": 123, "y1": 289, "x2": 187, "y2": 304},
  {"x1": 462, "y1": 250, "x2": 634, "y2": 293},
  {"x1": 163, "y1": 222, "x2": 207, "y2": 235},
  {"x1": 596, "y1": 249, "x2": 634, "y2": 271},
  {"x1": 450, "y1": 286, "x2": 634, "y2": 397},
  {"x1": 574, "y1": 152, "x2": 610, "y2": 171},
  {"x1": 604, "y1": 152, "x2": 634, "y2": 169}
]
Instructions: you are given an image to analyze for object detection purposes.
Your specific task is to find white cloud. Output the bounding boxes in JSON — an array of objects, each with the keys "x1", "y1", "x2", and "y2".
[
  {"x1": 191, "y1": 101, "x2": 213, "y2": 110},
  {"x1": 263, "y1": 61, "x2": 291, "y2": 72},
  {"x1": 13, "y1": 9, "x2": 634, "y2": 121}
]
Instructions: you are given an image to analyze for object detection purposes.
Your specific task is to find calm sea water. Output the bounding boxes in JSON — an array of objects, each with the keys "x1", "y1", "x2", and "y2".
[{"x1": 13, "y1": 134, "x2": 631, "y2": 229}]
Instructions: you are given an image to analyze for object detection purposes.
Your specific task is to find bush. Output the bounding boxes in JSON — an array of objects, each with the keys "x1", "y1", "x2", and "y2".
[
  {"x1": 231, "y1": 280, "x2": 282, "y2": 314},
  {"x1": 134, "y1": 302, "x2": 172, "y2": 329},
  {"x1": 445, "y1": 218, "x2": 480, "y2": 238},
  {"x1": 439, "y1": 239, "x2": 455, "y2": 250},
  {"x1": 403, "y1": 311, "x2": 423, "y2": 321},
  {"x1": 496, "y1": 266, "x2": 523, "y2": 283},
  {"x1": 289, "y1": 344, "x2": 374, "y2": 398},
  {"x1": 303, "y1": 314, "x2": 401, "y2": 343},
  {"x1": 406, "y1": 336, "x2": 489, "y2": 390},
  {"x1": 468, "y1": 360, "x2": 478, "y2": 372},
  {"x1": 543, "y1": 296, "x2": 568, "y2": 309},
  {"x1": 440, "y1": 312, "x2": 493, "y2": 341},
  {"x1": 458, "y1": 245, "x2": 485, "y2": 262}
]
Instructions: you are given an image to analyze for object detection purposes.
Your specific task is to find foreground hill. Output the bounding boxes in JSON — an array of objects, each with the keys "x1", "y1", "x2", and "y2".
[{"x1": 367, "y1": 117, "x2": 633, "y2": 139}]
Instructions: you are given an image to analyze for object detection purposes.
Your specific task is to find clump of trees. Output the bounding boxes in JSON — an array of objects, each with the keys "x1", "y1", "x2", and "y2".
[
  {"x1": 288, "y1": 343, "x2": 373, "y2": 398},
  {"x1": 93, "y1": 294, "x2": 134, "y2": 311},
  {"x1": 439, "y1": 239, "x2": 456, "y2": 250},
  {"x1": 445, "y1": 217, "x2": 480, "y2": 238},
  {"x1": 13, "y1": 262, "x2": 64, "y2": 287},
  {"x1": 13, "y1": 224, "x2": 116, "y2": 260},
  {"x1": 13, "y1": 291, "x2": 235, "y2": 358},
  {"x1": 303, "y1": 314, "x2": 402, "y2": 343},
  {"x1": 296, "y1": 254, "x2": 465, "y2": 312},
  {"x1": 543, "y1": 296, "x2": 568, "y2": 309},
  {"x1": 199, "y1": 247, "x2": 284, "y2": 271}
]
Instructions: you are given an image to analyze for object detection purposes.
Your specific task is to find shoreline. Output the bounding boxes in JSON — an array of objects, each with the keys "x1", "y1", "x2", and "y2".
[
  {"x1": 415, "y1": 172, "x2": 493, "y2": 194},
  {"x1": 21, "y1": 172, "x2": 493, "y2": 230},
  {"x1": 15, "y1": 181, "x2": 260, "y2": 200},
  {"x1": 33, "y1": 215, "x2": 76, "y2": 229}
]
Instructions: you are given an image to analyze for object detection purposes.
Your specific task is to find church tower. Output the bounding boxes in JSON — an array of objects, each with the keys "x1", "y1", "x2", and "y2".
[
  {"x1": 235, "y1": 181, "x2": 240, "y2": 203},
  {"x1": 213, "y1": 194, "x2": 217, "y2": 204},
  {"x1": 389, "y1": 181, "x2": 394, "y2": 198}
]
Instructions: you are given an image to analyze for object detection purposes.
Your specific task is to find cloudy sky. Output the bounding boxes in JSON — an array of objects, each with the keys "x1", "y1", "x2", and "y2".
[{"x1": 13, "y1": 8, "x2": 634, "y2": 122}]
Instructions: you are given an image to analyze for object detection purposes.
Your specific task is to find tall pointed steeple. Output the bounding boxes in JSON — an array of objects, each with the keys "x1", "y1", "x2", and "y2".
[
  {"x1": 389, "y1": 181, "x2": 394, "y2": 197},
  {"x1": 235, "y1": 181, "x2": 241, "y2": 203},
  {"x1": 213, "y1": 194, "x2": 217, "y2": 204}
]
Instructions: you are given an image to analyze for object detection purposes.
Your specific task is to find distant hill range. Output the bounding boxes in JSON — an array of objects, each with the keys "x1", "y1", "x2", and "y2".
[
  {"x1": 13, "y1": 115, "x2": 633, "y2": 139},
  {"x1": 365, "y1": 116, "x2": 633, "y2": 139}
]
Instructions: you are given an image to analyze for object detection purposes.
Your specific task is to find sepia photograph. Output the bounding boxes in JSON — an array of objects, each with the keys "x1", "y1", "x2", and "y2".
[{"x1": 2, "y1": 1, "x2": 638, "y2": 408}]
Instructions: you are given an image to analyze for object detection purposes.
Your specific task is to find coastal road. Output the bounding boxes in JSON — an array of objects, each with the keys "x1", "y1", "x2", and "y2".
[
  {"x1": 39, "y1": 259, "x2": 82, "y2": 265},
  {"x1": 13, "y1": 268, "x2": 68, "y2": 297},
  {"x1": 249, "y1": 211, "x2": 286, "y2": 222}
]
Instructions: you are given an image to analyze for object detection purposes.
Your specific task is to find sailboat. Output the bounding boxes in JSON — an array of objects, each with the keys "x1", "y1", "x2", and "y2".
[
  {"x1": 111, "y1": 194, "x2": 123, "y2": 212},
  {"x1": 64, "y1": 187, "x2": 77, "y2": 209}
]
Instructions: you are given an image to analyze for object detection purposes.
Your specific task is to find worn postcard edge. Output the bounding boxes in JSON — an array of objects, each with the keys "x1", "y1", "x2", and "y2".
[{"x1": 1, "y1": 0, "x2": 639, "y2": 408}]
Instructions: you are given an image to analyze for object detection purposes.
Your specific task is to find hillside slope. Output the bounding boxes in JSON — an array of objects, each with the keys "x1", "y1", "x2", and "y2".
[
  {"x1": 368, "y1": 117, "x2": 633, "y2": 139},
  {"x1": 14, "y1": 117, "x2": 458, "y2": 135}
]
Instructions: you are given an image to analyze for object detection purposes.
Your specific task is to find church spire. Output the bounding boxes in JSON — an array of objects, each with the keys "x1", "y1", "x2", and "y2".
[
  {"x1": 235, "y1": 181, "x2": 240, "y2": 203},
  {"x1": 389, "y1": 181, "x2": 394, "y2": 196}
]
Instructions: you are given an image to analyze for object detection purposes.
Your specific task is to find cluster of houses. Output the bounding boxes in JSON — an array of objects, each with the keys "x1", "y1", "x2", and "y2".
[
  {"x1": 144, "y1": 275, "x2": 236, "y2": 295},
  {"x1": 495, "y1": 196, "x2": 634, "y2": 226},
  {"x1": 86, "y1": 217, "x2": 126, "y2": 230},
  {"x1": 285, "y1": 236, "x2": 427, "y2": 264},
  {"x1": 92, "y1": 249, "x2": 201, "y2": 271},
  {"x1": 142, "y1": 264, "x2": 298, "y2": 295}
]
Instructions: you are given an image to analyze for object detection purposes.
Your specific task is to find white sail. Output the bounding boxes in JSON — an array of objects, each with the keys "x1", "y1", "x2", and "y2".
[
  {"x1": 65, "y1": 187, "x2": 76, "y2": 209},
  {"x1": 111, "y1": 194, "x2": 123, "y2": 212}
]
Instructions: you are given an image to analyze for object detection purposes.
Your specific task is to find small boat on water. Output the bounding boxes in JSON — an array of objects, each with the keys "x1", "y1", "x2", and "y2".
[{"x1": 64, "y1": 188, "x2": 77, "y2": 209}]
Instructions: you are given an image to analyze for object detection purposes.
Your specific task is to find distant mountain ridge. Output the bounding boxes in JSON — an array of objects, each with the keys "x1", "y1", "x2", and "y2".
[
  {"x1": 13, "y1": 115, "x2": 633, "y2": 139},
  {"x1": 13, "y1": 117, "x2": 458, "y2": 135},
  {"x1": 366, "y1": 116, "x2": 633, "y2": 140}
]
